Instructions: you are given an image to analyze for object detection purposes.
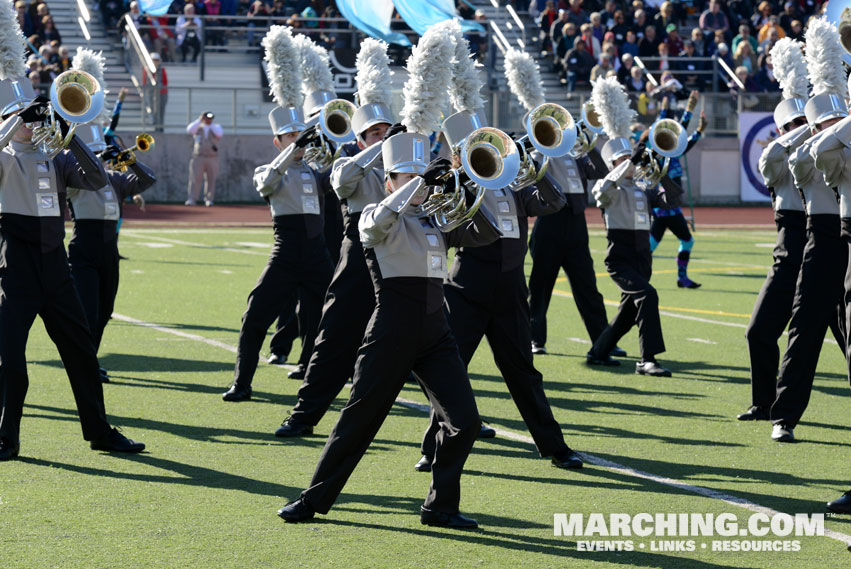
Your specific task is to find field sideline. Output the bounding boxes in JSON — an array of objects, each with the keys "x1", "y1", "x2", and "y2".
[{"x1": 2, "y1": 224, "x2": 850, "y2": 568}]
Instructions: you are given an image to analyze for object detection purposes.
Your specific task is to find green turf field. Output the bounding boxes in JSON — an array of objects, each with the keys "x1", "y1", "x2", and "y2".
[{"x1": 2, "y1": 225, "x2": 850, "y2": 568}]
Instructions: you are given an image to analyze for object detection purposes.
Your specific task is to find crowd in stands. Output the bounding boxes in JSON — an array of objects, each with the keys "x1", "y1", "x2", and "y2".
[
  {"x1": 527, "y1": 0, "x2": 825, "y2": 109},
  {"x1": 15, "y1": 0, "x2": 72, "y2": 96}
]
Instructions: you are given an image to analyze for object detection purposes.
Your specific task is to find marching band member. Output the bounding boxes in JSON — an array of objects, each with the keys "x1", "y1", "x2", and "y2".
[
  {"x1": 415, "y1": 24, "x2": 584, "y2": 473},
  {"x1": 0, "y1": 4, "x2": 144, "y2": 459},
  {"x1": 503, "y1": 49, "x2": 618, "y2": 358},
  {"x1": 584, "y1": 77, "x2": 683, "y2": 376},
  {"x1": 274, "y1": 38, "x2": 395, "y2": 436},
  {"x1": 65, "y1": 49, "x2": 156, "y2": 383},
  {"x1": 223, "y1": 26, "x2": 332, "y2": 401},
  {"x1": 739, "y1": 38, "x2": 811, "y2": 422},
  {"x1": 768, "y1": 18, "x2": 848, "y2": 443},
  {"x1": 277, "y1": 24, "x2": 500, "y2": 527}
]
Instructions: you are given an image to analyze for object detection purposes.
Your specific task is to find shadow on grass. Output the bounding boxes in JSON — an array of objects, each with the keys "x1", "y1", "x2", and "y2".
[
  {"x1": 36, "y1": 354, "x2": 234, "y2": 374},
  {"x1": 109, "y1": 320, "x2": 243, "y2": 335}
]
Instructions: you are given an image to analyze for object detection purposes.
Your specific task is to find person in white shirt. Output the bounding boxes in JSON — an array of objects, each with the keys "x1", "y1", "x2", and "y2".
[
  {"x1": 176, "y1": 4, "x2": 202, "y2": 63},
  {"x1": 186, "y1": 112, "x2": 223, "y2": 206}
]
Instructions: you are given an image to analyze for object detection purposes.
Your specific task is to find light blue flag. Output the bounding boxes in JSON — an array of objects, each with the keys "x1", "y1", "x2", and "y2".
[
  {"x1": 336, "y1": 0, "x2": 412, "y2": 46},
  {"x1": 138, "y1": 0, "x2": 172, "y2": 16},
  {"x1": 392, "y1": 0, "x2": 485, "y2": 36}
]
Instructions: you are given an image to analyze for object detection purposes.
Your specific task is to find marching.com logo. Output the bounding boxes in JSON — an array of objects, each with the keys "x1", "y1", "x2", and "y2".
[{"x1": 554, "y1": 512, "x2": 824, "y2": 552}]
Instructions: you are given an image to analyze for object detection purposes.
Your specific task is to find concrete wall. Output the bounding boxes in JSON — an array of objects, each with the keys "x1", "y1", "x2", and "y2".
[{"x1": 138, "y1": 133, "x2": 749, "y2": 204}]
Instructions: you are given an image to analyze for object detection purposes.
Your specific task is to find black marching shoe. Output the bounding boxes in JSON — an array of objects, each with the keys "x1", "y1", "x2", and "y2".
[
  {"x1": 287, "y1": 364, "x2": 306, "y2": 380},
  {"x1": 478, "y1": 423, "x2": 496, "y2": 439},
  {"x1": 635, "y1": 360, "x2": 672, "y2": 377},
  {"x1": 90, "y1": 428, "x2": 145, "y2": 453},
  {"x1": 274, "y1": 417, "x2": 313, "y2": 438},
  {"x1": 771, "y1": 423, "x2": 795, "y2": 442},
  {"x1": 552, "y1": 448, "x2": 584, "y2": 470},
  {"x1": 610, "y1": 346, "x2": 627, "y2": 357},
  {"x1": 222, "y1": 384, "x2": 252, "y2": 402},
  {"x1": 99, "y1": 367, "x2": 110, "y2": 383},
  {"x1": 420, "y1": 506, "x2": 478, "y2": 529},
  {"x1": 414, "y1": 455, "x2": 432, "y2": 472},
  {"x1": 277, "y1": 497, "x2": 316, "y2": 522},
  {"x1": 531, "y1": 342, "x2": 547, "y2": 355},
  {"x1": 267, "y1": 353, "x2": 288, "y2": 366},
  {"x1": 586, "y1": 351, "x2": 621, "y2": 367},
  {"x1": 737, "y1": 406, "x2": 770, "y2": 421},
  {"x1": 827, "y1": 491, "x2": 851, "y2": 514},
  {"x1": 0, "y1": 439, "x2": 20, "y2": 461}
]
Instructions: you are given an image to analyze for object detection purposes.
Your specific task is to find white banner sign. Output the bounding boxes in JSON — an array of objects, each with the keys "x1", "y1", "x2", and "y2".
[{"x1": 738, "y1": 112, "x2": 775, "y2": 202}]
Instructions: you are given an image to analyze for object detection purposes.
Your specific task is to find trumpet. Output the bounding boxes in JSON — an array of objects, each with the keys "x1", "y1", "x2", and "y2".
[
  {"x1": 633, "y1": 118, "x2": 688, "y2": 189},
  {"x1": 302, "y1": 98, "x2": 357, "y2": 172},
  {"x1": 512, "y1": 103, "x2": 577, "y2": 191},
  {"x1": 109, "y1": 133, "x2": 155, "y2": 172},
  {"x1": 421, "y1": 127, "x2": 520, "y2": 232},
  {"x1": 31, "y1": 70, "x2": 105, "y2": 159},
  {"x1": 570, "y1": 101, "x2": 604, "y2": 158}
]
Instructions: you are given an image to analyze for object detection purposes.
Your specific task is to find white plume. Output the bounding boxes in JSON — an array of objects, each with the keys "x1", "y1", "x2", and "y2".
[
  {"x1": 294, "y1": 34, "x2": 335, "y2": 96},
  {"x1": 805, "y1": 17, "x2": 848, "y2": 99},
  {"x1": 770, "y1": 38, "x2": 809, "y2": 100},
  {"x1": 262, "y1": 25, "x2": 303, "y2": 109},
  {"x1": 354, "y1": 38, "x2": 392, "y2": 107},
  {"x1": 0, "y1": 0, "x2": 27, "y2": 81},
  {"x1": 448, "y1": 21, "x2": 484, "y2": 113},
  {"x1": 591, "y1": 77, "x2": 636, "y2": 140},
  {"x1": 504, "y1": 49, "x2": 545, "y2": 111},
  {"x1": 72, "y1": 48, "x2": 111, "y2": 123},
  {"x1": 400, "y1": 21, "x2": 457, "y2": 135}
]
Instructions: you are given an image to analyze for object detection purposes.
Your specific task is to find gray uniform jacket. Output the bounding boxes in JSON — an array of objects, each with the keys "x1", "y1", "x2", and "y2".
[
  {"x1": 758, "y1": 124, "x2": 808, "y2": 214},
  {"x1": 68, "y1": 161, "x2": 157, "y2": 221},
  {"x1": 331, "y1": 141, "x2": 386, "y2": 215},
  {"x1": 789, "y1": 133, "x2": 839, "y2": 217},
  {"x1": 811, "y1": 115, "x2": 851, "y2": 220}
]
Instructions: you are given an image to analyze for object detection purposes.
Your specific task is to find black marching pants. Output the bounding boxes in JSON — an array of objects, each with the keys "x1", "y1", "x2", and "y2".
[
  {"x1": 269, "y1": 293, "x2": 299, "y2": 359},
  {"x1": 771, "y1": 218, "x2": 847, "y2": 428},
  {"x1": 233, "y1": 226, "x2": 331, "y2": 388},
  {"x1": 289, "y1": 229, "x2": 377, "y2": 426},
  {"x1": 301, "y1": 287, "x2": 479, "y2": 515},
  {"x1": 421, "y1": 265, "x2": 569, "y2": 459},
  {"x1": 589, "y1": 247, "x2": 665, "y2": 361},
  {"x1": 528, "y1": 211, "x2": 608, "y2": 346},
  {"x1": 0, "y1": 235, "x2": 111, "y2": 445},
  {"x1": 745, "y1": 215, "x2": 806, "y2": 408},
  {"x1": 68, "y1": 224, "x2": 120, "y2": 352}
]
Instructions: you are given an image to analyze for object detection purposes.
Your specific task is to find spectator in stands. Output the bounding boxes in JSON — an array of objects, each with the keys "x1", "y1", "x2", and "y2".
[
  {"x1": 779, "y1": 1, "x2": 800, "y2": 35},
  {"x1": 680, "y1": 40, "x2": 706, "y2": 89},
  {"x1": 729, "y1": 65, "x2": 760, "y2": 109},
  {"x1": 655, "y1": 41, "x2": 673, "y2": 71},
  {"x1": 579, "y1": 23, "x2": 601, "y2": 59},
  {"x1": 15, "y1": 1, "x2": 34, "y2": 37},
  {"x1": 715, "y1": 41, "x2": 734, "y2": 71},
  {"x1": 622, "y1": 29, "x2": 640, "y2": 56},
  {"x1": 618, "y1": 52, "x2": 636, "y2": 83},
  {"x1": 538, "y1": 1, "x2": 558, "y2": 55},
  {"x1": 549, "y1": 8, "x2": 570, "y2": 57},
  {"x1": 567, "y1": 0, "x2": 588, "y2": 27},
  {"x1": 39, "y1": 15, "x2": 61, "y2": 44},
  {"x1": 601, "y1": 0, "x2": 617, "y2": 27},
  {"x1": 705, "y1": 28, "x2": 725, "y2": 56},
  {"x1": 34, "y1": 1, "x2": 49, "y2": 35},
  {"x1": 56, "y1": 46, "x2": 71, "y2": 72},
  {"x1": 100, "y1": 0, "x2": 125, "y2": 29},
  {"x1": 592, "y1": 53, "x2": 614, "y2": 80},
  {"x1": 468, "y1": 10, "x2": 489, "y2": 61},
  {"x1": 727, "y1": 0, "x2": 754, "y2": 29},
  {"x1": 221, "y1": 0, "x2": 237, "y2": 15},
  {"x1": 732, "y1": 24, "x2": 758, "y2": 54},
  {"x1": 690, "y1": 27, "x2": 707, "y2": 56},
  {"x1": 751, "y1": 1, "x2": 773, "y2": 29},
  {"x1": 564, "y1": 37, "x2": 594, "y2": 93},
  {"x1": 757, "y1": 16, "x2": 785, "y2": 43},
  {"x1": 26, "y1": 35, "x2": 43, "y2": 57},
  {"x1": 628, "y1": 65, "x2": 646, "y2": 92},
  {"x1": 632, "y1": 9, "x2": 648, "y2": 41},
  {"x1": 654, "y1": 69, "x2": 683, "y2": 106},
  {"x1": 611, "y1": 10, "x2": 630, "y2": 44},
  {"x1": 638, "y1": 25, "x2": 660, "y2": 57},
  {"x1": 754, "y1": 52, "x2": 779, "y2": 91},
  {"x1": 759, "y1": 25, "x2": 780, "y2": 54},
  {"x1": 177, "y1": 4, "x2": 203, "y2": 62},
  {"x1": 556, "y1": 22, "x2": 579, "y2": 63},
  {"x1": 665, "y1": 23, "x2": 683, "y2": 54},
  {"x1": 699, "y1": 0, "x2": 729, "y2": 36},
  {"x1": 734, "y1": 40, "x2": 757, "y2": 75},
  {"x1": 637, "y1": 81, "x2": 659, "y2": 121},
  {"x1": 204, "y1": 0, "x2": 226, "y2": 47},
  {"x1": 150, "y1": 17, "x2": 178, "y2": 61},
  {"x1": 29, "y1": 70, "x2": 44, "y2": 96},
  {"x1": 246, "y1": 0, "x2": 270, "y2": 48},
  {"x1": 787, "y1": 19, "x2": 803, "y2": 41},
  {"x1": 143, "y1": 53, "x2": 169, "y2": 132},
  {"x1": 654, "y1": 2, "x2": 676, "y2": 39},
  {"x1": 602, "y1": 40, "x2": 619, "y2": 68},
  {"x1": 590, "y1": 12, "x2": 606, "y2": 45}
]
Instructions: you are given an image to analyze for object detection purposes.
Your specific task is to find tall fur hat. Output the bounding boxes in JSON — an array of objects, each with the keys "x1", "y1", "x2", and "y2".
[
  {"x1": 503, "y1": 49, "x2": 545, "y2": 112},
  {"x1": 400, "y1": 21, "x2": 457, "y2": 135},
  {"x1": 446, "y1": 21, "x2": 484, "y2": 113},
  {"x1": 262, "y1": 25, "x2": 303, "y2": 110},
  {"x1": 352, "y1": 38, "x2": 394, "y2": 137},
  {"x1": 0, "y1": 0, "x2": 27, "y2": 82},
  {"x1": 770, "y1": 38, "x2": 809, "y2": 100},
  {"x1": 294, "y1": 34, "x2": 337, "y2": 115},
  {"x1": 805, "y1": 17, "x2": 847, "y2": 99},
  {"x1": 591, "y1": 76, "x2": 636, "y2": 140}
]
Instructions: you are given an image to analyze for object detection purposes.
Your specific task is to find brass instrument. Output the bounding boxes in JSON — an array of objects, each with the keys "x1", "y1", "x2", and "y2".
[
  {"x1": 31, "y1": 70, "x2": 105, "y2": 158},
  {"x1": 512, "y1": 103, "x2": 576, "y2": 191},
  {"x1": 825, "y1": 0, "x2": 851, "y2": 63},
  {"x1": 570, "y1": 101, "x2": 604, "y2": 158},
  {"x1": 421, "y1": 127, "x2": 520, "y2": 232},
  {"x1": 303, "y1": 98, "x2": 357, "y2": 172},
  {"x1": 109, "y1": 133, "x2": 155, "y2": 171},
  {"x1": 633, "y1": 118, "x2": 688, "y2": 189}
]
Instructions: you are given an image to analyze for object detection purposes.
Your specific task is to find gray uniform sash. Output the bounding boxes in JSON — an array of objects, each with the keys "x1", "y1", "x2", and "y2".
[
  {"x1": 483, "y1": 187, "x2": 520, "y2": 239},
  {"x1": 67, "y1": 182, "x2": 120, "y2": 221},
  {"x1": 372, "y1": 214, "x2": 448, "y2": 279},
  {"x1": 0, "y1": 144, "x2": 60, "y2": 217},
  {"x1": 257, "y1": 162, "x2": 320, "y2": 217},
  {"x1": 547, "y1": 154, "x2": 585, "y2": 195},
  {"x1": 600, "y1": 180, "x2": 650, "y2": 231}
]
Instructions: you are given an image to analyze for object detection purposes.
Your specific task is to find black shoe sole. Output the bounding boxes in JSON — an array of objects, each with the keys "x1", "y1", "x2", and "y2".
[{"x1": 274, "y1": 427, "x2": 313, "y2": 438}]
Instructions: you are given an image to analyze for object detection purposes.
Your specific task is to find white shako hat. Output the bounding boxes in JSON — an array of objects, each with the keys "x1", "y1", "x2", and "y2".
[
  {"x1": 802, "y1": 17, "x2": 848, "y2": 128},
  {"x1": 351, "y1": 38, "x2": 394, "y2": 138},
  {"x1": 592, "y1": 76, "x2": 637, "y2": 169},
  {"x1": 0, "y1": 0, "x2": 32, "y2": 118},
  {"x1": 769, "y1": 38, "x2": 809, "y2": 130},
  {"x1": 382, "y1": 132, "x2": 429, "y2": 175}
]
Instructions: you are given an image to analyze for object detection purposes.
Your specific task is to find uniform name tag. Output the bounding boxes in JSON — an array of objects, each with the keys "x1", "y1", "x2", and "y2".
[
  {"x1": 566, "y1": 168, "x2": 578, "y2": 177},
  {"x1": 499, "y1": 216, "x2": 520, "y2": 239},
  {"x1": 301, "y1": 172, "x2": 312, "y2": 181},
  {"x1": 302, "y1": 196, "x2": 319, "y2": 214},
  {"x1": 105, "y1": 203, "x2": 119, "y2": 217},
  {"x1": 427, "y1": 251, "x2": 448, "y2": 278},
  {"x1": 36, "y1": 162, "x2": 49, "y2": 173},
  {"x1": 635, "y1": 211, "x2": 649, "y2": 229},
  {"x1": 302, "y1": 184, "x2": 314, "y2": 194},
  {"x1": 38, "y1": 177, "x2": 51, "y2": 190},
  {"x1": 104, "y1": 190, "x2": 115, "y2": 201},
  {"x1": 567, "y1": 179, "x2": 582, "y2": 193},
  {"x1": 494, "y1": 188, "x2": 506, "y2": 197},
  {"x1": 498, "y1": 200, "x2": 511, "y2": 213},
  {"x1": 426, "y1": 234, "x2": 439, "y2": 248},
  {"x1": 36, "y1": 192, "x2": 60, "y2": 216},
  {"x1": 636, "y1": 199, "x2": 646, "y2": 211}
]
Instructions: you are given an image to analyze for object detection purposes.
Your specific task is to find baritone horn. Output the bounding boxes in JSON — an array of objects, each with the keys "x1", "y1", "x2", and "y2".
[
  {"x1": 512, "y1": 103, "x2": 576, "y2": 190},
  {"x1": 825, "y1": 0, "x2": 851, "y2": 62},
  {"x1": 633, "y1": 117, "x2": 688, "y2": 189},
  {"x1": 571, "y1": 101, "x2": 604, "y2": 158},
  {"x1": 420, "y1": 127, "x2": 520, "y2": 232},
  {"x1": 110, "y1": 133, "x2": 155, "y2": 171},
  {"x1": 302, "y1": 98, "x2": 357, "y2": 172},
  {"x1": 31, "y1": 69, "x2": 105, "y2": 158}
]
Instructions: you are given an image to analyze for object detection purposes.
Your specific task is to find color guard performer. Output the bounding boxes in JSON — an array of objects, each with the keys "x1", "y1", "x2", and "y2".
[
  {"x1": 223, "y1": 26, "x2": 332, "y2": 401},
  {"x1": 415, "y1": 24, "x2": 584, "y2": 473},
  {"x1": 0, "y1": 4, "x2": 144, "y2": 459},
  {"x1": 769, "y1": 18, "x2": 848, "y2": 443},
  {"x1": 584, "y1": 77, "x2": 683, "y2": 376},
  {"x1": 277, "y1": 24, "x2": 500, "y2": 527}
]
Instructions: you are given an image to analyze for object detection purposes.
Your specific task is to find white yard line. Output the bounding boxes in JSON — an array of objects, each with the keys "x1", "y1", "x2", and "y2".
[
  {"x1": 120, "y1": 232, "x2": 270, "y2": 256},
  {"x1": 113, "y1": 312, "x2": 851, "y2": 548}
]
